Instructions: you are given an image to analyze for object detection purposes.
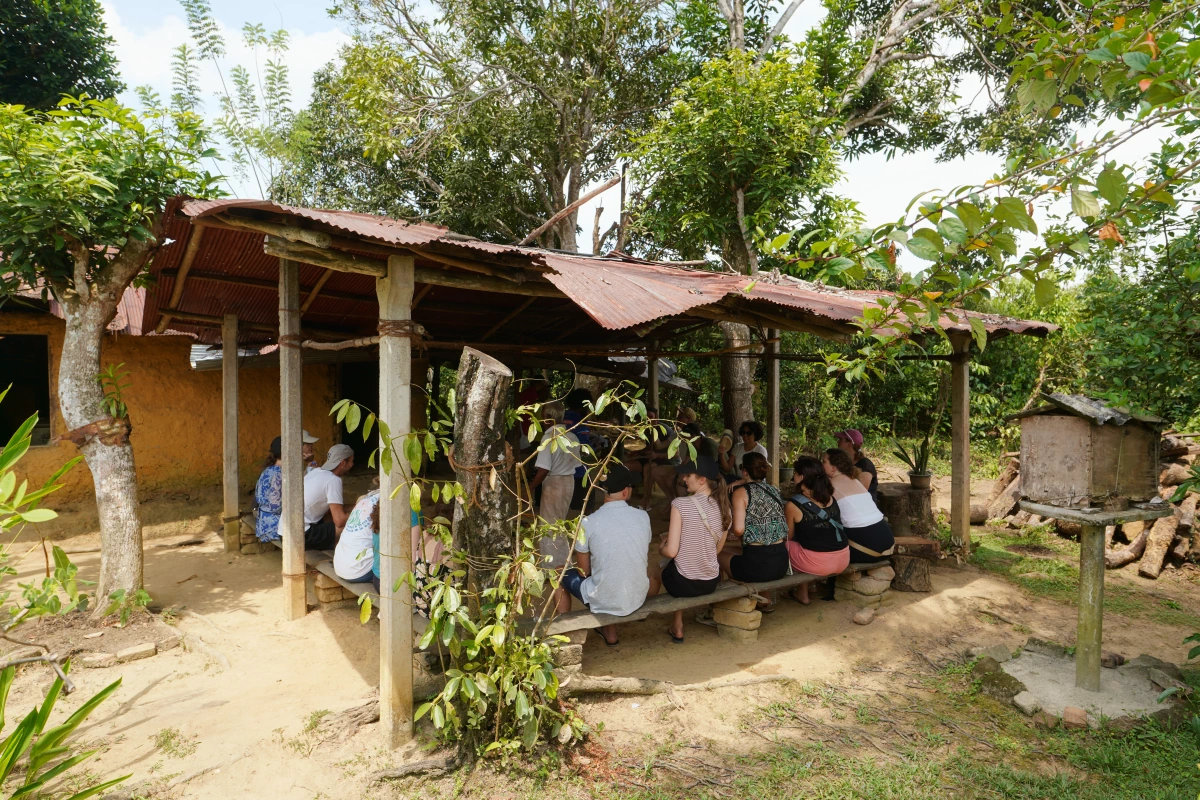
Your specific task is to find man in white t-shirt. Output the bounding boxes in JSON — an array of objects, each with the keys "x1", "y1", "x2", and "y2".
[
  {"x1": 560, "y1": 463, "x2": 651, "y2": 645},
  {"x1": 302, "y1": 443, "x2": 354, "y2": 550}
]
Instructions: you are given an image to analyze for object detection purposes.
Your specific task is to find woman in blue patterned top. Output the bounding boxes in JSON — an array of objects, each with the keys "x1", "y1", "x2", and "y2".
[{"x1": 253, "y1": 437, "x2": 283, "y2": 543}]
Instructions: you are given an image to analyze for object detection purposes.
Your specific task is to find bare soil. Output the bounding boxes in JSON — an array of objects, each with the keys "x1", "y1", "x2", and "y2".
[
  {"x1": 1, "y1": 479, "x2": 1194, "y2": 800},
  {"x1": 8, "y1": 609, "x2": 178, "y2": 661}
]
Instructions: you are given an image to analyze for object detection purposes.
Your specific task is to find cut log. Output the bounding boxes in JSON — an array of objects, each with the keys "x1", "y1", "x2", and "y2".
[
  {"x1": 1138, "y1": 515, "x2": 1180, "y2": 579},
  {"x1": 891, "y1": 555, "x2": 932, "y2": 592},
  {"x1": 1105, "y1": 530, "x2": 1148, "y2": 569},
  {"x1": 1171, "y1": 536, "x2": 1189, "y2": 562},
  {"x1": 1162, "y1": 434, "x2": 1191, "y2": 460},
  {"x1": 1055, "y1": 519, "x2": 1082, "y2": 539},
  {"x1": 1103, "y1": 525, "x2": 1116, "y2": 550},
  {"x1": 908, "y1": 487, "x2": 936, "y2": 537},
  {"x1": 451, "y1": 348, "x2": 517, "y2": 590},
  {"x1": 1180, "y1": 495, "x2": 1200, "y2": 560},
  {"x1": 970, "y1": 503, "x2": 988, "y2": 525},
  {"x1": 988, "y1": 476, "x2": 1021, "y2": 520},
  {"x1": 985, "y1": 459, "x2": 1021, "y2": 509},
  {"x1": 1160, "y1": 462, "x2": 1192, "y2": 487},
  {"x1": 893, "y1": 536, "x2": 940, "y2": 561}
]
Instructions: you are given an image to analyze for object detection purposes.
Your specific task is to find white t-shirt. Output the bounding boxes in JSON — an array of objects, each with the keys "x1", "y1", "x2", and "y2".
[
  {"x1": 334, "y1": 490, "x2": 379, "y2": 580},
  {"x1": 534, "y1": 425, "x2": 582, "y2": 477},
  {"x1": 303, "y1": 469, "x2": 344, "y2": 527},
  {"x1": 575, "y1": 500, "x2": 651, "y2": 617},
  {"x1": 730, "y1": 441, "x2": 768, "y2": 471}
]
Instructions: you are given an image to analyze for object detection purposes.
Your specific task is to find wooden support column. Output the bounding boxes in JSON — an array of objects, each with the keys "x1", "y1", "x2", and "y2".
[
  {"x1": 378, "y1": 254, "x2": 416, "y2": 748},
  {"x1": 950, "y1": 334, "x2": 971, "y2": 553},
  {"x1": 647, "y1": 342, "x2": 660, "y2": 412},
  {"x1": 279, "y1": 260, "x2": 307, "y2": 621},
  {"x1": 766, "y1": 329, "x2": 781, "y2": 487},
  {"x1": 222, "y1": 314, "x2": 240, "y2": 553},
  {"x1": 1077, "y1": 523, "x2": 1104, "y2": 691}
]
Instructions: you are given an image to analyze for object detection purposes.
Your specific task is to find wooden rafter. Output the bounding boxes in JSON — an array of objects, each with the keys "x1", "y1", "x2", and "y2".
[{"x1": 154, "y1": 226, "x2": 205, "y2": 334}]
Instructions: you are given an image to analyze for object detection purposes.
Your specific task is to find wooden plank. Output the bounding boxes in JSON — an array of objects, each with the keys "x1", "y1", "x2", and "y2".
[
  {"x1": 481, "y1": 297, "x2": 536, "y2": 342},
  {"x1": 201, "y1": 213, "x2": 333, "y2": 248},
  {"x1": 766, "y1": 329, "x2": 780, "y2": 486},
  {"x1": 1076, "y1": 523, "x2": 1104, "y2": 691},
  {"x1": 162, "y1": 268, "x2": 375, "y2": 304},
  {"x1": 541, "y1": 561, "x2": 889, "y2": 635},
  {"x1": 279, "y1": 259, "x2": 308, "y2": 621},
  {"x1": 154, "y1": 226, "x2": 205, "y2": 334},
  {"x1": 222, "y1": 314, "x2": 240, "y2": 553},
  {"x1": 378, "y1": 254, "x2": 416, "y2": 748},
  {"x1": 264, "y1": 236, "x2": 564, "y2": 297},
  {"x1": 1018, "y1": 500, "x2": 1174, "y2": 526},
  {"x1": 950, "y1": 334, "x2": 971, "y2": 552},
  {"x1": 299, "y1": 269, "x2": 334, "y2": 315}
]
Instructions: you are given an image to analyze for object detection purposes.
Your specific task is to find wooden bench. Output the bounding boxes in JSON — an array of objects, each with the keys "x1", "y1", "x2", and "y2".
[{"x1": 540, "y1": 560, "x2": 890, "y2": 636}]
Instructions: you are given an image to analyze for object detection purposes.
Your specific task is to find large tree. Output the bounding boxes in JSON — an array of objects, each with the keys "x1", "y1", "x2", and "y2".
[
  {"x1": 0, "y1": 0, "x2": 123, "y2": 108},
  {"x1": 0, "y1": 99, "x2": 217, "y2": 601},
  {"x1": 282, "y1": 0, "x2": 688, "y2": 247}
]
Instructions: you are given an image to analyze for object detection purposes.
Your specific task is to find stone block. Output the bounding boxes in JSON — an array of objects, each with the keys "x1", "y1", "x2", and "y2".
[
  {"x1": 716, "y1": 624, "x2": 758, "y2": 644},
  {"x1": 315, "y1": 573, "x2": 342, "y2": 590},
  {"x1": 866, "y1": 566, "x2": 895, "y2": 582},
  {"x1": 1032, "y1": 711, "x2": 1060, "y2": 729},
  {"x1": 1149, "y1": 667, "x2": 1187, "y2": 692},
  {"x1": 116, "y1": 643, "x2": 156, "y2": 663},
  {"x1": 81, "y1": 653, "x2": 117, "y2": 669},
  {"x1": 562, "y1": 629, "x2": 589, "y2": 645},
  {"x1": 833, "y1": 588, "x2": 882, "y2": 608},
  {"x1": 839, "y1": 570, "x2": 862, "y2": 583},
  {"x1": 556, "y1": 664, "x2": 583, "y2": 678},
  {"x1": 971, "y1": 644, "x2": 1012, "y2": 663},
  {"x1": 241, "y1": 541, "x2": 273, "y2": 555},
  {"x1": 852, "y1": 608, "x2": 874, "y2": 625},
  {"x1": 712, "y1": 607, "x2": 762, "y2": 631},
  {"x1": 979, "y1": 671, "x2": 1026, "y2": 700},
  {"x1": 157, "y1": 631, "x2": 182, "y2": 652},
  {"x1": 714, "y1": 596, "x2": 758, "y2": 613},
  {"x1": 973, "y1": 656, "x2": 1003, "y2": 676},
  {"x1": 1119, "y1": 654, "x2": 1185, "y2": 684},
  {"x1": 848, "y1": 575, "x2": 891, "y2": 596},
  {"x1": 1023, "y1": 637, "x2": 1068, "y2": 659},
  {"x1": 1012, "y1": 691, "x2": 1040, "y2": 715},
  {"x1": 877, "y1": 590, "x2": 896, "y2": 607},
  {"x1": 319, "y1": 597, "x2": 359, "y2": 612},
  {"x1": 1062, "y1": 706, "x2": 1088, "y2": 730},
  {"x1": 555, "y1": 644, "x2": 583, "y2": 667}
]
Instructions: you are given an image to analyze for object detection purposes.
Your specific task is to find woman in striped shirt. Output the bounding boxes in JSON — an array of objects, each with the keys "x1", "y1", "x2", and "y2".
[{"x1": 647, "y1": 455, "x2": 730, "y2": 643}]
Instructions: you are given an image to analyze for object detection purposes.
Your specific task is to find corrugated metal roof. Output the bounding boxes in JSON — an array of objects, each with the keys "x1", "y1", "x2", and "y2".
[
  {"x1": 1014, "y1": 392, "x2": 1167, "y2": 427},
  {"x1": 145, "y1": 196, "x2": 1056, "y2": 347}
]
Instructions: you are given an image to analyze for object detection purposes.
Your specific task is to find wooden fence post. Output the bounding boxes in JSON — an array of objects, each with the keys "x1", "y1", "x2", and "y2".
[
  {"x1": 950, "y1": 333, "x2": 972, "y2": 553},
  {"x1": 279, "y1": 260, "x2": 307, "y2": 621},
  {"x1": 766, "y1": 329, "x2": 780, "y2": 487},
  {"x1": 378, "y1": 254, "x2": 415, "y2": 748},
  {"x1": 222, "y1": 314, "x2": 240, "y2": 553},
  {"x1": 647, "y1": 344, "x2": 659, "y2": 412}
]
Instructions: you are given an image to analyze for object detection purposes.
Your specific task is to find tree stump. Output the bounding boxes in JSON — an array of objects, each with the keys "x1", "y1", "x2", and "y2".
[
  {"x1": 451, "y1": 348, "x2": 517, "y2": 590},
  {"x1": 877, "y1": 483, "x2": 912, "y2": 536},
  {"x1": 891, "y1": 555, "x2": 932, "y2": 592},
  {"x1": 1138, "y1": 515, "x2": 1180, "y2": 579},
  {"x1": 907, "y1": 487, "x2": 935, "y2": 537}
]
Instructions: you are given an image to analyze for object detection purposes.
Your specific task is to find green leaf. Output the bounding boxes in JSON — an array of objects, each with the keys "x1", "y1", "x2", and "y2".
[
  {"x1": 345, "y1": 404, "x2": 361, "y2": 433},
  {"x1": 937, "y1": 216, "x2": 967, "y2": 244},
  {"x1": 1096, "y1": 168, "x2": 1128, "y2": 206},
  {"x1": 18, "y1": 509, "x2": 56, "y2": 524},
  {"x1": 1086, "y1": 47, "x2": 1115, "y2": 62},
  {"x1": 906, "y1": 229, "x2": 943, "y2": 261},
  {"x1": 1028, "y1": 79, "x2": 1057, "y2": 112},
  {"x1": 409, "y1": 482, "x2": 422, "y2": 512},
  {"x1": 995, "y1": 198, "x2": 1037, "y2": 234},
  {"x1": 968, "y1": 317, "x2": 988, "y2": 353},
  {"x1": 359, "y1": 594, "x2": 372, "y2": 623},
  {"x1": 1034, "y1": 277, "x2": 1057, "y2": 307},
  {"x1": 953, "y1": 202, "x2": 983, "y2": 234},
  {"x1": 1122, "y1": 51, "x2": 1151, "y2": 72},
  {"x1": 1071, "y1": 188, "x2": 1102, "y2": 219}
]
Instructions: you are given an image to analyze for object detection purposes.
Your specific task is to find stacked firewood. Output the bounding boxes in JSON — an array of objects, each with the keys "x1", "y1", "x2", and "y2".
[{"x1": 984, "y1": 434, "x2": 1199, "y2": 579}]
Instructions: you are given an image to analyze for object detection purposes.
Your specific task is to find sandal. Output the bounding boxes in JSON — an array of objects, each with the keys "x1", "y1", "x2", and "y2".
[
  {"x1": 667, "y1": 629, "x2": 684, "y2": 644},
  {"x1": 785, "y1": 588, "x2": 812, "y2": 606},
  {"x1": 591, "y1": 629, "x2": 619, "y2": 647},
  {"x1": 694, "y1": 609, "x2": 717, "y2": 628}
]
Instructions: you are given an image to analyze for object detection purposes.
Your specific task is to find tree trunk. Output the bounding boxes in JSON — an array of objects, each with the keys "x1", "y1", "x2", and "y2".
[
  {"x1": 59, "y1": 297, "x2": 143, "y2": 602},
  {"x1": 1137, "y1": 515, "x2": 1180, "y2": 579},
  {"x1": 718, "y1": 322, "x2": 755, "y2": 431},
  {"x1": 1105, "y1": 530, "x2": 1148, "y2": 569},
  {"x1": 451, "y1": 348, "x2": 517, "y2": 590}
]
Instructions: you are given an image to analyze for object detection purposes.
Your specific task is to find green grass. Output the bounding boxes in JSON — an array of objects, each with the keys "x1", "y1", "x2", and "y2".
[
  {"x1": 151, "y1": 727, "x2": 197, "y2": 759},
  {"x1": 969, "y1": 528, "x2": 1200, "y2": 630}
]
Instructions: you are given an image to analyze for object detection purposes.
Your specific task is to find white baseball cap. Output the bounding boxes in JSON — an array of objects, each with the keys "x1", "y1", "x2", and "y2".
[
  {"x1": 321, "y1": 443, "x2": 355, "y2": 470},
  {"x1": 301, "y1": 430, "x2": 319, "y2": 444}
]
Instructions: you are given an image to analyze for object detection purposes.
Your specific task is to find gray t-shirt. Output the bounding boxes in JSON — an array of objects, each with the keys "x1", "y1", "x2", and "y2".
[{"x1": 575, "y1": 500, "x2": 651, "y2": 616}]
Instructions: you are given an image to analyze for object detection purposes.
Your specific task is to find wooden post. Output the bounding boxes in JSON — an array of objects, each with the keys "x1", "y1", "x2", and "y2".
[
  {"x1": 279, "y1": 260, "x2": 307, "y2": 621},
  {"x1": 647, "y1": 343, "x2": 660, "y2": 412},
  {"x1": 222, "y1": 314, "x2": 240, "y2": 553},
  {"x1": 378, "y1": 254, "x2": 415, "y2": 748},
  {"x1": 950, "y1": 334, "x2": 971, "y2": 552},
  {"x1": 1077, "y1": 522, "x2": 1104, "y2": 691},
  {"x1": 766, "y1": 329, "x2": 780, "y2": 487}
]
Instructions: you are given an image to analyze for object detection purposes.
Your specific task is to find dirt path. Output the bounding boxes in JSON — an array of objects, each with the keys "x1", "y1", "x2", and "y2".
[{"x1": 2, "y1": 493, "x2": 1194, "y2": 799}]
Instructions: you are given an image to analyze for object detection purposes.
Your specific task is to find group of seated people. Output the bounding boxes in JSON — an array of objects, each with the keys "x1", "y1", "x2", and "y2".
[{"x1": 250, "y1": 403, "x2": 894, "y2": 642}]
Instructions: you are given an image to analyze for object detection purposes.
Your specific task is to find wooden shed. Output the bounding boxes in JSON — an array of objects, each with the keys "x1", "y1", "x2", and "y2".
[{"x1": 1015, "y1": 393, "x2": 1164, "y2": 506}]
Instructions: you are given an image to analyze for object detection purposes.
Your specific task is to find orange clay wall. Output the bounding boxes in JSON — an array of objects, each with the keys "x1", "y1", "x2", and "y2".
[{"x1": 3, "y1": 311, "x2": 340, "y2": 502}]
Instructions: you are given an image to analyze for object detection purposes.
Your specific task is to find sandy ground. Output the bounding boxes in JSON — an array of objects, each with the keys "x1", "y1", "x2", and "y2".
[{"x1": 4, "y1": 477, "x2": 1197, "y2": 799}]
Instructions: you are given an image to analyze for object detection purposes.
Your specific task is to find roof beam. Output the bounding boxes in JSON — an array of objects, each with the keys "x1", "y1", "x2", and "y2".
[
  {"x1": 299, "y1": 269, "x2": 334, "y2": 316},
  {"x1": 197, "y1": 213, "x2": 333, "y2": 248},
  {"x1": 480, "y1": 297, "x2": 537, "y2": 342},
  {"x1": 263, "y1": 236, "x2": 565, "y2": 298},
  {"x1": 165, "y1": 309, "x2": 354, "y2": 340},
  {"x1": 159, "y1": 268, "x2": 375, "y2": 304},
  {"x1": 154, "y1": 226, "x2": 205, "y2": 334}
]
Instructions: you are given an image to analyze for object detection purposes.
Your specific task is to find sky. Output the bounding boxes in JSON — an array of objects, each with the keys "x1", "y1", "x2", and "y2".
[{"x1": 99, "y1": 0, "x2": 1136, "y2": 260}]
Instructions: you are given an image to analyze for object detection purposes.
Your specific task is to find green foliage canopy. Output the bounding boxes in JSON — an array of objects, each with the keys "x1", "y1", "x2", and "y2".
[{"x1": 0, "y1": 0, "x2": 123, "y2": 109}]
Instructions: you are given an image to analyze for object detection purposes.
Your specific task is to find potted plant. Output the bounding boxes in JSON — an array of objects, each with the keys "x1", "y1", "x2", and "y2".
[{"x1": 893, "y1": 433, "x2": 933, "y2": 489}]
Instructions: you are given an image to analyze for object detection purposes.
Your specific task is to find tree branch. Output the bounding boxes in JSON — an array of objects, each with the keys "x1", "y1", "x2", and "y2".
[{"x1": 757, "y1": 0, "x2": 807, "y2": 63}]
